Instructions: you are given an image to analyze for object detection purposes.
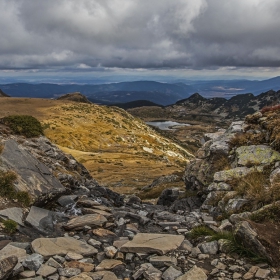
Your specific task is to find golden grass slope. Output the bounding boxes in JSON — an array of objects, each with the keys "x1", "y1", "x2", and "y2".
[{"x1": 0, "y1": 98, "x2": 193, "y2": 193}]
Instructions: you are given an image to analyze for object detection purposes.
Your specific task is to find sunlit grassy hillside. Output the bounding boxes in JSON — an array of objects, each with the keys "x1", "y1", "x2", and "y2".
[{"x1": 0, "y1": 98, "x2": 193, "y2": 193}]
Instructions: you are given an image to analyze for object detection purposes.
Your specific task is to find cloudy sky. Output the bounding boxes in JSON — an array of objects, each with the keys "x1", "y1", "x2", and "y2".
[{"x1": 1, "y1": 0, "x2": 280, "y2": 82}]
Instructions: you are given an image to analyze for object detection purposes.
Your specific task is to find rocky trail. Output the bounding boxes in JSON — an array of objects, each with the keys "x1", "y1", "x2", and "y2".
[{"x1": 0, "y1": 111, "x2": 280, "y2": 279}]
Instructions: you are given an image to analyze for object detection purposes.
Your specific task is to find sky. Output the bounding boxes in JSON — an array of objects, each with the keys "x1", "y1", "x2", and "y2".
[{"x1": 1, "y1": 0, "x2": 280, "y2": 83}]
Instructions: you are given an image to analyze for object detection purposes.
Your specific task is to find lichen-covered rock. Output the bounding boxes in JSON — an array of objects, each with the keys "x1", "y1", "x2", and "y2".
[
  {"x1": 214, "y1": 166, "x2": 263, "y2": 182},
  {"x1": 235, "y1": 145, "x2": 280, "y2": 167}
]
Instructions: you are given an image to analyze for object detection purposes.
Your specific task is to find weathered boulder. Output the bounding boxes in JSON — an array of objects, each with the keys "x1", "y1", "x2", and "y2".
[
  {"x1": 0, "y1": 139, "x2": 65, "y2": 203},
  {"x1": 198, "y1": 241, "x2": 219, "y2": 255},
  {"x1": 120, "y1": 233, "x2": 184, "y2": 255},
  {"x1": 214, "y1": 166, "x2": 262, "y2": 182},
  {"x1": 235, "y1": 145, "x2": 280, "y2": 167},
  {"x1": 23, "y1": 253, "x2": 44, "y2": 271},
  {"x1": 0, "y1": 256, "x2": 18, "y2": 280},
  {"x1": 157, "y1": 188, "x2": 180, "y2": 206},
  {"x1": 31, "y1": 237, "x2": 98, "y2": 258},
  {"x1": 234, "y1": 221, "x2": 271, "y2": 262}
]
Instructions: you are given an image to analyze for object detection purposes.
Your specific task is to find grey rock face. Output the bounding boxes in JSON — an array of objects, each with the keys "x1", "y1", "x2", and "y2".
[
  {"x1": 0, "y1": 207, "x2": 24, "y2": 226},
  {"x1": 0, "y1": 139, "x2": 65, "y2": 203},
  {"x1": 23, "y1": 253, "x2": 44, "y2": 271}
]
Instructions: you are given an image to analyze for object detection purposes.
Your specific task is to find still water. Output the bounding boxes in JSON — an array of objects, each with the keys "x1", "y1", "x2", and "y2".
[{"x1": 146, "y1": 121, "x2": 191, "y2": 130}]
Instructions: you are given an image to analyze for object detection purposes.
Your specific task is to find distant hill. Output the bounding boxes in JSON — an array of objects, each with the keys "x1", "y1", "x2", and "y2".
[
  {"x1": 0, "y1": 89, "x2": 9, "y2": 97},
  {"x1": 88, "y1": 91, "x2": 179, "y2": 106},
  {"x1": 109, "y1": 100, "x2": 163, "y2": 110},
  {"x1": 57, "y1": 92, "x2": 91, "y2": 104}
]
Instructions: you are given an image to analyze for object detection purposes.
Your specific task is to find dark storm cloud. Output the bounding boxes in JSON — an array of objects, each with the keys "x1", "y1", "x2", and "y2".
[{"x1": 0, "y1": 0, "x2": 280, "y2": 71}]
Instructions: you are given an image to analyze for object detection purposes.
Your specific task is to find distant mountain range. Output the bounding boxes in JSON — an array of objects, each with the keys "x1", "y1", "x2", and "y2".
[
  {"x1": 0, "y1": 81, "x2": 191, "y2": 106},
  {"x1": 128, "y1": 90, "x2": 280, "y2": 124},
  {"x1": 1, "y1": 76, "x2": 280, "y2": 105}
]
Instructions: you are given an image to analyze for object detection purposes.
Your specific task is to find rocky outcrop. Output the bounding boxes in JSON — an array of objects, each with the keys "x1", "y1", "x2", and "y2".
[
  {"x1": 0, "y1": 139, "x2": 65, "y2": 202},
  {"x1": 57, "y1": 92, "x2": 91, "y2": 104}
]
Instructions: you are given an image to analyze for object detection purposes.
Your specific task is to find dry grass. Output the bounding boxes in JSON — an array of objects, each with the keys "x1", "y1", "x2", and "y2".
[
  {"x1": 229, "y1": 132, "x2": 266, "y2": 149},
  {"x1": 234, "y1": 171, "x2": 280, "y2": 205}
]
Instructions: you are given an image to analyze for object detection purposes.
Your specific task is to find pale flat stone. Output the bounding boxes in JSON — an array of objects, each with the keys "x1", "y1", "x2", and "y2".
[
  {"x1": 36, "y1": 264, "x2": 57, "y2": 277},
  {"x1": 87, "y1": 271, "x2": 118, "y2": 280},
  {"x1": 65, "y1": 252, "x2": 83, "y2": 261},
  {"x1": 65, "y1": 261, "x2": 95, "y2": 273},
  {"x1": 92, "y1": 228, "x2": 116, "y2": 238},
  {"x1": 64, "y1": 214, "x2": 107, "y2": 230},
  {"x1": 69, "y1": 273, "x2": 92, "y2": 280},
  {"x1": 82, "y1": 208, "x2": 113, "y2": 218},
  {"x1": 31, "y1": 237, "x2": 98, "y2": 258},
  {"x1": 0, "y1": 207, "x2": 24, "y2": 226},
  {"x1": 255, "y1": 268, "x2": 270, "y2": 279},
  {"x1": 0, "y1": 244, "x2": 27, "y2": 262},
  {"x1": 20, "y1": 270, "x2": 36, "y2": 278},
  {"x1": 176, "y1": 266, "x2": 207, "y2": 280},
  {"x1": 95, "y1": 259, "x2": 123, "y2": 271},
  {"x1": 120, "y1": 233, "x2": 184, "y2": 255}
]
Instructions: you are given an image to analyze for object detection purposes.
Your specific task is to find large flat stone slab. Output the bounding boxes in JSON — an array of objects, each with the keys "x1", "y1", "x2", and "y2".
[
  {"x1": 31, "y1": 237, "x2": 98, "y2": 258},
  {"x1": 0, "y1": 207, "x2": 24, "y2": 226},
  {"x1": 64, "y1": 214, "x2": 107, "y2": 230},
  {"x1": 120, "y1": 233, "x2": 184, "y2": 255}
]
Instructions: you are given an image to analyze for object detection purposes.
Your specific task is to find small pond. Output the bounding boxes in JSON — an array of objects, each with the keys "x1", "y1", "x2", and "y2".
[{"x1": 146, "y1": 120, "x2": 191, "y2": 130}]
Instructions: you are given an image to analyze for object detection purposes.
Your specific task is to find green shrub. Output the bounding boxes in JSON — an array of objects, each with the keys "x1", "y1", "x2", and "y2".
[
  {"x1": 0, "y1": 170, "x2": 17, "y2": 198},
  {"x1": 3, "y1": 219, "x2": 17, "y2": 234},
  {"x1": 0, "y1": 170, "x2": 31, "y2": 206},
  {"x1": 187, "y1": 225, "x2": 215, "y2": 239},
  {"x1": 2, "y1": 115, "x2": 43, "y2": 137},
  {"x1": 188, "y1": 225, "x2": 267, "y2": 262}
]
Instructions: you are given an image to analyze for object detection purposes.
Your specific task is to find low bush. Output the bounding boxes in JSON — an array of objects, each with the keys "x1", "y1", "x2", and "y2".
[
  {"x1": 234, "y1": 171, "x2": 280, "y2": 205},
  {"x1": 2, "y1": 219, "x2": 17, "y2": 234},
  {"x1": 188, "y1": 225, "x2": 267, "y2": 262},
  {"x1": 0, "y1": 170, "x2": 31, "y2": 206},
  {"x1": 1, "y1": 115, "x2": 43, "y2": 137}
]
